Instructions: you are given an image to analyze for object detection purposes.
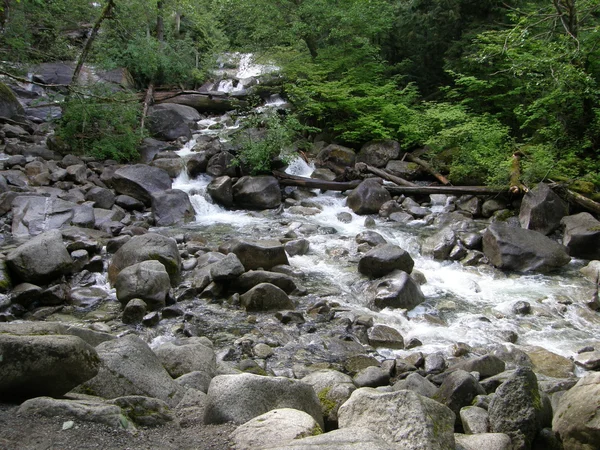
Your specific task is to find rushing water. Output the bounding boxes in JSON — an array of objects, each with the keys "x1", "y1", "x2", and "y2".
[{"x1": 168, "y1": 54, "x2": 600, "y2": 367}]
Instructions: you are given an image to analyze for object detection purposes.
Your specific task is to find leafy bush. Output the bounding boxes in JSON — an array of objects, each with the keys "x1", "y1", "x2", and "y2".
[{"x1": 56, "y1": 85, "x2": 143, "y2": 162}]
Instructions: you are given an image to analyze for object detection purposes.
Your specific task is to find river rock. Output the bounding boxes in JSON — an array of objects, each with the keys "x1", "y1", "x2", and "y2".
[
  {"x1": 232, "y1": 175, "x2": 281, "y2": 209},
  {"x1": 122, "y1": 298, "x2": 147, "y2": 324},
  {"x1": 355, "y1": 230, "x2": 387, "y2": 247},
  {"x1": 522, "y1": 345, "x2": 574, "y2": 379},
  {"x1": 434, "y1": 369, "x2": 486, "y2": 421},
  {"x1": 151, "y1": 189, "x2": 195, "y2": 227},
  {"x1": 109, "y1": 395, "x2": 175, "y2": 427},
  {"x1": 264, "y1": 427, "x2": 394, "y2": 450},
  {"x1": 422, "y1": 227, "x2": 457, "y2": 260},
  {"x1": 206, "y1": 151, "x2": 237, "y2": 178},
  {"x1": 452, "y1": 355, "x2": 506, "y2": 379},
  {"x1": 147, "y1": 103, "x2": 201, "y2": 141},
  {"x1": 488, "y1": 367, "x2": 551, "y2": 450},
  {"x1": 346, "y1": 179, "x2": 391, "y2": 215},
  {"x1": 114, "y1": 260, "x2": 171, "y2": 310},
  {"x1": 229, "y1": 238, "x2": 289, "y2": 270},
  {"x1": 204, "y1": 373, "x2": 324, "y2": 429},
  {"x1": 233, "y1": 270, "x2": 297, "y2": 294},
  {"x1": 367, "y1": 324, "x2": 404, "y2": 349},
  {"x1": 561, "y1": 212, "x2": 600, "y2": 260},
  {"x1": 231, "y1": 408, "x2": 322, "y2": 450},
  {"x1": 209, "y1": 252, "x2": 245, "y2": 281},
  {"x1": 315, "y1": 144, "x2": 356, "y2": 175},
  {"x1": 353, "y1": 366, "x2": 390, "y2": 388},
  {"x1": 338, "y1": 388, "x2": 455, "y2": 450},
  {"x1": 482, "y1": 222, "x2": 570, "y2": 272},
  {"x1": 519, "y1": 183, "x2": 568, "y2": 235},
  {"x1": 454, "y1": 433, "x2": 512, "y2": 450},
  {"x1": 154, "y1": 338, "x2": 216, "y2": 379},
  {"x1": 84, "y1": 186, "x2": 115, "y2": 210},
  {"x1": 367, "y1": 270, "x2": 425, "y2": 311},
  {"x1": 460, "y1": 406, "x2": 489, "y2": 434},
  {"x1": 207, "y1": 175, "x2": 233, "y2": 207},
  {"x1": 108, "y1": 233, "x2": 181, "y2": 286},
  {"x1": 150, "y1": 157, "x2": 184, "y2": 178},
  {"x1": 6, "y1": 229, "x2": 74, "y2": 284},
  {"x1": 0, "y1": 81, "x2": 25, "y2": 119},
  {"x1": 11, "y1": 196, "x2": 92, "y2": 236},
  {"x1": 358, "y1": 244, "x2": 414, "y2": 279},
  {"x1": 356, "y1": 140, "x2": 400, "y2": 168},
  {"x1": 240, "y1": 282, "x2": 295, "y2": 311},
  {"x1": 111, "y1": 164, "x2": 172, "y2": 206},
  {"x1": 18, "y1": 397, "x2": 128, "y2": 429},
  {"x1": 392, "y1": 373, "x2": 438, "y2": 398},
  {"x1": 301, "y1": 369, "x2": 356, "y2": 426},
  {"x1": 552, "y1": 372, "x2": 600, "y2": 449},
  {"x1": 284, "y1": 238, "x2": 310, "y2": 256},
  {"x1": 76, "y1": 335, "x2": 183, "y2": 407},
  {"x1": 386, "y1": 160, "x2": 421, "y2": 180},
  {"x1": 0, "y1": 334, "x2": 100, "y2": 400},
  {"x1": 573, "y1": 350, "x2": 600, "y2": 370},
  {"x1": 0, "y1": 321, "x2": 114, "y2": 347}
]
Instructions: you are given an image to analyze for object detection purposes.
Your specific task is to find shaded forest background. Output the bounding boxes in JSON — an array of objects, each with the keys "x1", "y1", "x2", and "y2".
[{"x1": 1, "y1": 0, "x2": 599, "y2": 190}]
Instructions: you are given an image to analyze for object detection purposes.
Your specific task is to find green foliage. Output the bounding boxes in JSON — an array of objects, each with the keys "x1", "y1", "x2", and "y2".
[
  {"x1": 232, "y1": 111, "x2": 314, "y2": 175},
  {"x1": 56, "y1": 85, "x2": 143, "y2": 162}
]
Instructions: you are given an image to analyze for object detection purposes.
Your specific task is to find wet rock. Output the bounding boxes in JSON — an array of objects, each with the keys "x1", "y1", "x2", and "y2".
[
  {"x1": 142, "y1": 311, "x2": 160, "y2": 326},
  {"x1": 338, "y1": 388, "x2": 455, "y2": 450},
  {"x1": 232, "y1": 175, "x2": 281, "y2": 209},
  {"x1": 301, "y1": 369, "x2": 356, "y2": 426},
  {"x1": 367, "y1": 270, "x2": 425, "y2": 311},
  {"x1": 311, "y1": 167, "x2": 336, "y2": 181},
  {"x1": 207, "y1": 175, "x2": 233, "y2": 207},
  {"x1": 482, "y1": 199, "x2": 508, "y2": 218},
  {"x1": 353, "y1": 366, "x2": 390, "y2": 388},
  {"x1": 229, "y1": 238, "x2": 289, "y2": 270},
  {"x1": 483, "y1": 222, "x2": 570, "y2": 272},
  {"x1": 452, "y1": 355, "x2": 506, "y2": 379},
  {"x1": 111, "y1": 164, "x2": 172, "y2": 206},
  {"x1": 315, "y1": 144, "x2": 356, "y2": 175},
  {"x1": 154, "y1": 338, "x2": 216, "y2": 379},
  {"x1": 367, "y1": 324, "x2": 404, "y2": 349},
  {"x1": 114, "y1": 260, "x2": 171, "y2": 311},
  {"x1": 454, "y1": 433, "x2": 512, "y2": 450},
  {"x1": 115, "y1": 194, "x2": 144, "y2": 211},
  {"x1": 76, "y1": 335, "x2": 183, "y2": 407},
  {"x1": 206, "y1": 151, "x2": 237, "y2": 178},
  {"x1": 522, "y1": 346, "x2": 574, "y2": 379},
  {"x1": 346, "y1": 179, "x2": 391, "y2": 215},
  {"x1": 356, "y1": 139, "x2": 400, "y2": 168},
  {"x1": 151, "y1": 189, "x2": 195, "y2": 227},
  {"x1": 0, "y1": 334, "x2": 100, "y2": 400},
  {"x1": 392, "y1": 372, "x2": 437, "y2": 398},
  {"x1": 122, "y1": 298, "x2": 147, "y2": 324},
  {"x1": 389, "y1": 211, "x2": 413, "y2": 223},
  {"x1": 434, "y1": 369, "x2": 486, "y2": 422},
  {"x1": 204, "y1": 373, "x2": 324, "y2": 428},
  {"x1": 6, "y1": 229, "x2": 73, "y2": 284},
  {"x1": 355, "y1": 230, "x2": 387, "y2": 247},
  {"x1": 488, "y1": 367, "x2": 551, "y2": 450},
  {"x1": 561, "y1": 212, "x2": 600, "y2": 260},
  {"x1": 18, "y1": 397, "x2": 128, "y2": 429},
  {"x1": 233, "y1": 270, "x2": 297, "y2": 294},
  {"x1": 209, "y1": 252, "x2": 244, "y2": 281},
  {"x1": 519, "y1": 183, "x2": 568, "y2": 235},
  {"x1": 284, "y1": 238, "x2": 310, "y2": 256},
  {"x1": 460, "y1": 406, "x2": 489, "y2": 434},
  {"x1": 150, "y1": 157, "x2": 184, "y2": 178},
  {"x1": 422, "y1": 228, "x2": 457, "y2": 260},
  {"x1": 231, "y1": 408, "x2": 322, "y2": 450},
  {"x1": 69, "y1": 286, "x2": 107, "y2": 309},
  {"x1": 240, "y1": 283, "x2": 294, "y2": 311},
  {"x1": 147, "y1": 103, "x2": 201, "y2": 141},
  {"x1": 108, "y1": 233, "x2": 181, "y2": 286},
  {"x1": 552, "y1": 372, "x2": 600, "y2": 449},
  {"x1": 573, "y1": 350, "x2": 600, "y2": 370},
  {"x1": 358, "y1": 244, "x2": 414, "y2": 278},
  {"x1": 109, "y1": 396, "x2": 175, "y2": 427}
]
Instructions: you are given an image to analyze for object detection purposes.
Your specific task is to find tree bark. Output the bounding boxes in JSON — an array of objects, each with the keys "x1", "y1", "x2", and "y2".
[
  {"x1": 273, "y1": 171, "x2": 361, "y2": 191},
  {"x1": 509, "y1": 152, "x2": 527, "y2": 194},
  {"x1": 156, "y1": 0, "x2": 164, "y2": 42},
  {"x1": 558, "y1": 187, "x2": 600, "y2": 215},
  {"x1": 355, "y1": 162, "x2": 417, "y2": 187},
  {"x1": 404, "y1": 153, "x2": 451, "y2": 185},
  {"x1": 71, "y1": 0, "x2": 116, "y2": 85}
]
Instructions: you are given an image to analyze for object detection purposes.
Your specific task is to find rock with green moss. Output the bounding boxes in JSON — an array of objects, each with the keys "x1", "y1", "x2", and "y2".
[
  {"x1": 109, "y1": 395, "x2": 176, "y2": 427},
  {"x1": 0, "y1": 82, "x2": 25, "y2": 120},
  {"x1": 301, "y1": 369, "x2": 356, "y2": 426},
  {"x1": 338, "y1": 388, "x2": 455, "y2": 450},
  {"x1": 231, "y1": 408, "x2": 322, "y2": 450}
]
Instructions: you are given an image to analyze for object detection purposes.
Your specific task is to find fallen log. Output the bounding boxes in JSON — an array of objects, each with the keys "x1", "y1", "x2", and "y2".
[
  {"x1": 509, "y1": 152, "x2": 528, "y2": 194},
  {"x1": 404, "y1": 153, "x2": 451, "y2": 186},
  {"x1": 385, "y1": 185, "x2": 512, "y2": 196},
  {"x1": 556, "y1": 186, "x2": 600, "y2": 215},
  {"x1": 273, "y1": 171, "x2": 361, "y2": 191},
  {"x1": 356, "y1": 162, "x2": 416, "y2": 187}
]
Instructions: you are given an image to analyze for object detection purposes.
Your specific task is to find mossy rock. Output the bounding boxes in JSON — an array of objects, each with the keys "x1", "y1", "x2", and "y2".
[
  {"x1": 0, "y1": 82, "x2": 25, "y2": 119},
  {"x1": 569, "y1": 180, "x2": 596, "y2": 195}
]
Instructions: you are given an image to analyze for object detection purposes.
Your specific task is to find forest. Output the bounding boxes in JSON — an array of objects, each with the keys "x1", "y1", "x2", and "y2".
[{"x1": 0, "y1": 0, "x2": 599, "y2": 192}]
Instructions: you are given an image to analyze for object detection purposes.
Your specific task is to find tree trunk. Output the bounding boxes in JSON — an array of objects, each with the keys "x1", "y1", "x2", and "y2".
[
  {"x1": 273, "y1": 171, "x2": 361, "y2": 191},
  {"x1": 355, "y1": 162, "x2": 417, "y2": 187},
  {"x1": 71, "y1": 0, "x2": 116, "y2": 85},
  {"x1": 404, "y1": 153, "x2": 451, "y2": 185},
  {"x1": 140, "y1": 82, "x2": 154, "y2": 133},
  {"x1": 156, "y1": 0, "x2": 164, "y2": 43},
  {"x1": 509, "y1": 152, "x2": 527, "y2": 194},
  {"x1": 0, "y1": 0, "x2": 11, "y2": 33}
]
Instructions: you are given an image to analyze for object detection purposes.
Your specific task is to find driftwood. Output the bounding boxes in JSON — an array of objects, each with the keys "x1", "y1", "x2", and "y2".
[
  {"x1": 404, "y1": 153, "x2": 451, "y2": 186},
  {"x1": 356, "y1": 162, "x2": 417, "y2": 187},
  {"x1": 273, "y1": 171, "x2": 361, "y2": 191},
  {"x1": 385, "y1": 185, "x2": 511, "y2": 196}
]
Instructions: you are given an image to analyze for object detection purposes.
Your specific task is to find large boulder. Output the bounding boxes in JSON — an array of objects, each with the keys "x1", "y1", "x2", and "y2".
[
  {"x1": 0, "y1": 82, "x2": 25, "y2": 119},
  {"x1": 561, "y1": 212, "x2": 600, "y2": 260},
  {"x1": 151, "y1": 189, "x2": 195, "y2": 227},
  {"x1": 264, "y1": 427, "x2": 394, "y2": 450},
  {"x1": 232, "y1": 270, "x2": 298, "y2": 294},
  {"x1": 206, "y1": 151, "x2": 237, "y2": 178},
  {"x1": 0, "y1": 321, "x2": 115, "y2": 347},
  {"x1": 114, "y1": 260, "x2": 171, "y2": 310},
  {"x1": 228, "y1": 239, "x2": 289, "y2": 270},
  {"x1": 207, "y1": 175, "x2": 233, "y2": 207},
  {"x1": 6, "y1": 229, "x2": 74, "y2": 284},
  {"x1": 454, "y1": 434, "x2": 512, "y2": 450},
  {"x1": 240, "y1": 282, "x2": 295, "y2": 311},
  {"x1": 108, "y1": 233, "x2": 181, "y2": 286},
  {"x1": 11, "y1": 196, "x2": 93, "y2": 236},
  {"x1": 482, "y1": 222, "x2": 570, "y2": 272},
  {"x1": 111, "y1": 164, "x2": 172, "y2": 206},
  {"x1": 338, "y1": 388, "x2": 455, "y2": 450},
  {"x1": 204, "y1": 373, "x2": 324, "y2": 429},
  {"x1": 232, "y1": 176, "x2": 282, "y2": 209},
  {"x1": 147, "y1": 103, "x2": 201, "y2": 141},
  {"x1": 154, "y1": 338, "x2": 216, "y2": 379},
  {"x1": 366, "y1": 270, "x2": 425, "y2": 311},
  {"x1": 422, "y1": 228, "x2": 457, "y2": 260},
  {"x1": 315, "y1": 144, "x2": 356, "y2": 175},
  {"x1": 231, "y1": 409, "x2": 322, "y2": 450},
  {"x1": 519, "y1": 183, "x2": 568, "y2": 235},
  {"x1": 356, "y1": 140, "x2": 400, "y2": 168},
  {"x1": 0, "y1": 334, "x2": 100, "y2": 400},
  {"x1": 488, "y1": 367, "x2": 551, "y2": 450},
  {"x1": 301, "y1": 369, "x2": 356, "y2": 426},
  {"x1": 346, "y1": 179, "x2": 391, "y2": 215},
  {"x1": 358, "y1": 244, "x2": 414, "y2": 278},
  {"x1": 552, "y1": 372, "x2": 600, "y2": 449},
  {"x1": 76, "y1": 335, "x2": 183, "y2": 407},
  {"x1": 433, "y1": 369, "x2": 486, "y2": 422}
]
